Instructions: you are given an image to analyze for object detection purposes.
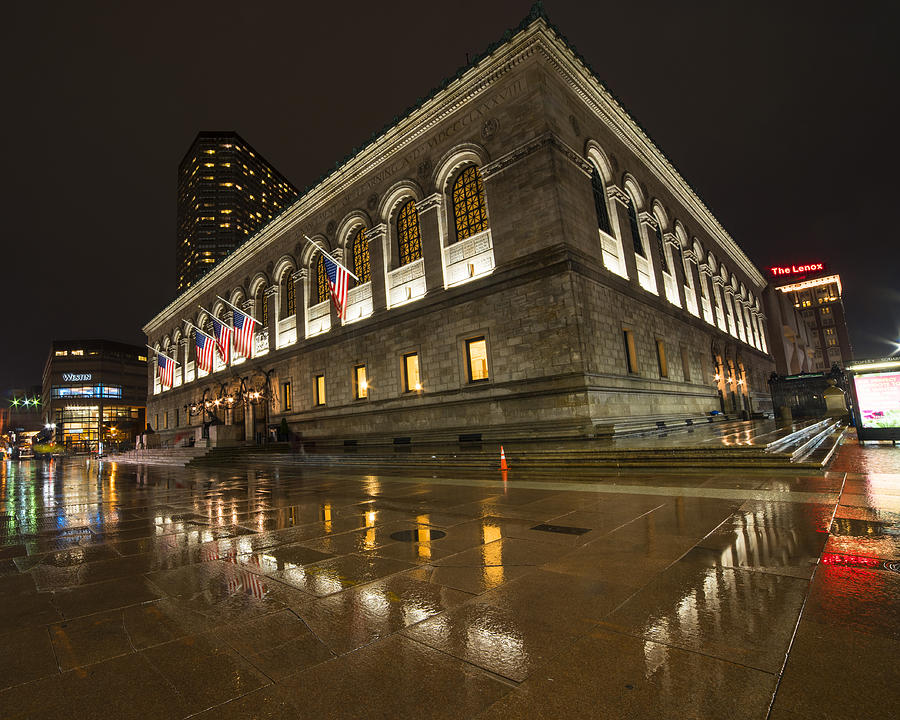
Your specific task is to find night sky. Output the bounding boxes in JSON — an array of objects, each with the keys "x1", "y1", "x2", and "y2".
[{"x1": 3, "y1": 1, "x2": 898, "y2": 388}]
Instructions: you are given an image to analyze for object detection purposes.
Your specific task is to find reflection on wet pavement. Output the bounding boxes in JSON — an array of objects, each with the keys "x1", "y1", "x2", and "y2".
[{"x1": 1, "y1": 445, "x2": 899, "y2": 717}]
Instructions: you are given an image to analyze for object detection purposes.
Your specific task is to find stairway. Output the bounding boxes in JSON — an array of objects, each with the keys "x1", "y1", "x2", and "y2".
[
  {"x1": 180, "y1": 419, "x2": 845, "y2": 472},
  {"x1": 104, "y1": 446, "x2": 212, "y2": 467}
]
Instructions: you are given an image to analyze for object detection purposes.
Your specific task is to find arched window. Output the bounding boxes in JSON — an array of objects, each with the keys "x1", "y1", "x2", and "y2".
[
  {"x1": 451, "y1": 166, "x2": 488, "y2": 242},
  {"x1": 255, "y1": 286, "x2": 268, "y2": 326},
  {"x1": 590, "y1": 167, "x2": 612, "y2": 235},
  {"x1": 315, "y1": 255, "x2": 328, "y2": 304},
  {"x1": 627, "y1": 197, "x2": 644, "y2": 257},
  {"x1": 280, "y1": 270, "x2": 295, "y2": 318},
  {"x1": 654, "y1": 225, "x2": 669, "y2": 272},
  {"x1": 396, "y1": 199, "x2": 422, "y2": 266},
  {"x1": 352, "y1": 228, "x2": 371, "y2": 283}
]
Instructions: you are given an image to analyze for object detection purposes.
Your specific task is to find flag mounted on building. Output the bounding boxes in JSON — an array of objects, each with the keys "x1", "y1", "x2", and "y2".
[
  {"x1": 323, "y1": 254, "x2": 350, "y2": 319},
  {"x1": 211, "y1": 317, "x2": 233, "y2": 364},
  {"x1": 195, "y1": 332, "x2": 215, "y2": 373},
  {"x1": 232, "y1": 309, "x2": 256, "y2": 358},
  {"x1": 157, "y1": 352, "x2": 175, "y2": 387}
]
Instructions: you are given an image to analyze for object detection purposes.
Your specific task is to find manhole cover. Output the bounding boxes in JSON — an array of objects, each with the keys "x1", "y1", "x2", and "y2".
[
  {"x1": 531, "y1": 523, "x2": 591, "y2": 536},
  {"x1": 390, "y1": 528, "x2": 446, "y2": 542}
]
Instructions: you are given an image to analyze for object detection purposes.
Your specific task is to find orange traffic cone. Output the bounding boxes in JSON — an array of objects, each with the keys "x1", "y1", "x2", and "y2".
[{"x1": 499, "y1": 445, "x2": 508, "y2": 472}]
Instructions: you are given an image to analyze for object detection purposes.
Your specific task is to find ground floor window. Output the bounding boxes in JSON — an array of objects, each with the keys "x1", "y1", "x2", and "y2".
[
  {"x1": 623, "y1": 329, "x2": 638, "y2": 374},
  {"x1": 282, "y1": 381, "x2": 292, "y2": 411},
  {"x1": 315, "y1": 374, "x2": 326, "y2": 405},
  {"x1": 656, "y1": 339, "x2": 668, "y2": 378},
  {"x1": 354, "y1": 365, "x2": 368, "y2": 399},
  {"x1": 404, "y1": 353, "x2": 421, "y2": 392},
  {"x1": 466, "y1": 337, "x2": 489, "y2": 382},
  {"x1": 681, "y1": 347, "x2": 691, "y2": 382}
]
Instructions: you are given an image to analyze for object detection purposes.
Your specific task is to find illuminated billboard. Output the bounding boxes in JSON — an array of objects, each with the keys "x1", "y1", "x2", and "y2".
[{"x1": 854, "y1": 371, "x2": 900, "y2": 429}]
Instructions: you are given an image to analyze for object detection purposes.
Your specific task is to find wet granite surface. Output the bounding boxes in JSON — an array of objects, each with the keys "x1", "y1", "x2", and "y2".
[{"x1": 1, "y1": 436, "x2": 899, "y2": 718}]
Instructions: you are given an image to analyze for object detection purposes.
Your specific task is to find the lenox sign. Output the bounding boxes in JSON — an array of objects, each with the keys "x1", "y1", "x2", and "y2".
[
  {"x1": 770, "y1": 262, "x2": 826, "y2": 277},
  {"x1": 63, "y1": 372, "x2": 92, "y2": 382}
]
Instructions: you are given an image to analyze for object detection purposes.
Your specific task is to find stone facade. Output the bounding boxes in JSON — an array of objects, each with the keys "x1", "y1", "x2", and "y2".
[{"x1": 145, "y1": 9, "x2": 774, "y2": 446}]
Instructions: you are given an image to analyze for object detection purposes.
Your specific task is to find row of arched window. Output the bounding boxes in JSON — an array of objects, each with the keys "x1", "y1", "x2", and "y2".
[
  {"x1": 154, "y1": 161, "x2": 491, "y2": 361},
  {"x1": 586, "y1": 145, "x2": 766, "y2": 353}
]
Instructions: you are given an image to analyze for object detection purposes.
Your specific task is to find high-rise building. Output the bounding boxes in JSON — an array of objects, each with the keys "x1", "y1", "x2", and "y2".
[
  {"x1": 769, "y1": 261, "x2": 853, "y2": 371},
  {"x1": 177, "y1": 132, "x2": 298, "y2": 292}
]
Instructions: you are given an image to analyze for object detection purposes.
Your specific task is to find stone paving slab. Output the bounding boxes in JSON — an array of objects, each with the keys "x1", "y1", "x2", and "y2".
[{"x1": 1, "y1": 444, "x2": 899, "y2": 717}]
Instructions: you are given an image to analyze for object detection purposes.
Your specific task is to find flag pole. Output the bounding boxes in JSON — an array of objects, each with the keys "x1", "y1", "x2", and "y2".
[
  {"x1": 145, "y1": 344, "x2": 180, "y2": 365},
  {"x1": 303, "y1": 234, "x2": 360, "y2": 282},
  {"x1": 198, "y1": 305, "x2": 234, "y2": 330},
  {"x1": 217, "y1": 296, "x2": 260, "y2": 326},
  {"x1": 183, "y1": 319, "x2": 216, "y2": 342}
]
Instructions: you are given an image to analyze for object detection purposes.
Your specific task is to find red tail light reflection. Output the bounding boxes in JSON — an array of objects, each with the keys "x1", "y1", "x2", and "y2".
[{"x1": 821, "y1": 552, "x2": 881, "y2": 568}]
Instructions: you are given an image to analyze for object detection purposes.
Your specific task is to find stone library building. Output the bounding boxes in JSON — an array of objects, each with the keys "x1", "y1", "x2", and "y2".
[{"x1": 145, "y1": 8, "x2": 775, "y2": 447}]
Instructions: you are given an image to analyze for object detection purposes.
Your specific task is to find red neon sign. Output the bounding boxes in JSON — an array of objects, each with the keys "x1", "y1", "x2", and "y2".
[{"x1": 770, "y1": 262, "x2": 825, "y2": 277}]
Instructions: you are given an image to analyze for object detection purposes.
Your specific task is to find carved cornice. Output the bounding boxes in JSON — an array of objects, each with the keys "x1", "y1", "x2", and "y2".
[
  {"x1": 264, "y1": 285, "x2": 278, "y2": 297},
  {"x1": 481, "y1": 131, "x2": 591, "y2": 182},
  {"x1": 367, "y1": 223, "x2": 387, "y2": 240},
  {"x1": 638, "y1": 211, "x2": 658, "y2": 231},
  {"x1": 291, "y1": 270, "x2": 304, "y2": 283},
  {"x1": 663, "y1": 231, "x2": 680, "y2": 249},
  {"x1": 417, "y1": 193, "x2": 443, "y2": 213},
  {"x1": 606, "y1": 185, "x2": 629, "y2": 206}
]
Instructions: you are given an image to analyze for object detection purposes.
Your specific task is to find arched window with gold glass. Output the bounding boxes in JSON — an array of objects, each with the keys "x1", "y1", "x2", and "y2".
[
  {"x1": 396, "y1": 199, "x2": 421, "y2": 266},
  {"x1": 351, "y1": 228, "x2": 371, "y2": 283},
  {"x1": 451, "y1": 165, "x2": 488, "y2": 243},
  {"x1": 255, "y1": 286, "x2": 269, "y2": 326},
  {"x1": 280, "y1": 269, "x2": 295, "y2": 318},
  {"x1": 315, "y1": 255, "x2": 328, "y2": 304}
]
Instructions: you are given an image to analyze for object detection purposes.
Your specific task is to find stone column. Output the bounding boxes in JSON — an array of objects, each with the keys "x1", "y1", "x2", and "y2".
[
  {"x1": 367, "y1": 223, "x2": 388, "y2": 313},
  {"x1": 608, "y1": 186, "x2": 638, "y2": 284},
  {"x1": 292, "y1": 269, "x2": 304, "y2": 335},
  {"x1": 417, "y1": 193, "x2": 444, "y2": 292},
  {"x1": 640, "y1": 212, "x2": 665, "y2": 298},
  {"x1": 297, "y1": 268, "x2": 309, "y2": 339},
  {"x1": 665, "y1": 232, "x2": 687, "y2": 309},
  {"x1": 265, "y1": 285, "x2": 278, "y2": 347},
  {"x1": 180, "y1": 338, "x2": 190, "y2": 384}
]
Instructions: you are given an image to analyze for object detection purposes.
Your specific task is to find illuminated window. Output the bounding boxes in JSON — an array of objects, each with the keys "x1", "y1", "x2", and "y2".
[
  {"x1": 352, "y1": 228, "x2": 371, "y2": 283},
  {"x1": 590, "y1": 167, "x2": 612, "y2": 235},
  {"x1": 281, "y1": 269, "x2": 295, "y2": 317},
  {"x1": 397, "y1": 200, "x2": 422, "y2": 266},
  {"x1": 452, "y1": 166, "x2": 488, "y2": 242},
  {"x1": 466, "y1": 337, "x2": 489, "y2": 382},
  {"x1": 315, "y1": 255, "x2": 328, "y2": 304},
  {"x1": 315, "y1": 374, "x2": 326, "y2": 405},
  {"x1": 164, "y1": 411, "x2": 169, "y2": 430},
  {"x1": 404, "y1": 353, "x2": 421, "y2": 392},
  {"x1": 138, "y1": 355, "x2": 147, "y2": 362},
  {"x1": 282, "y1": 381, "x2": 292, "y2": 411},
  {"x1": 354, "y1": 365, "x2": 368, "y2": 400},
  {"x1": 656, "y1": 339, "x2": 668, "y2": 378},
  {"x1": 55, "y1": 350, "x2": 68, "y2": 356},
  {"x1": 255, "y1": 287, "x2": 269, "y2": 326},
  {"x1": 623, "y1": 329, "x2": 638, "y2": 374},
  {"x1": 627, "y1": 197, "x2": 644, "y2": 257},
  {"x1": 71, "y1": 349, "x2": 84, "y2": 356}
]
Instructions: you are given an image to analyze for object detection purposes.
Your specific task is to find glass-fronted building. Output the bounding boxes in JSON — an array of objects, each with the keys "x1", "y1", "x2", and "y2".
[{"x1": 41, "y1": 340, "x2": 147, "y2": 453}]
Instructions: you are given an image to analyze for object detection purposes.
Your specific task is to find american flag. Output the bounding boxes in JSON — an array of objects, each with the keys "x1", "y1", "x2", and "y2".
[
  {"x1": 211, "y1": 317, "x2": 232, "y2": 365},
  {"x1": 195, "y1": 332, "x2": 215, "y2": 373},
  {"x1": 157, "y1": 352, "x2": 174, "y2": 387},
  {"x1": 323, "y1": 254, "x2": 350, "y2": 319},
  {"x1": 232, "y1": 309, "x2": 256, "y2": 358}
]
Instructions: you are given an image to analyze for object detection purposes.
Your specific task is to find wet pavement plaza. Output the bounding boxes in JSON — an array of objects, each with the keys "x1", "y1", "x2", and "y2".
[{"x1": 2, "y1": 441, "x2": 899, "y2": 719}]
